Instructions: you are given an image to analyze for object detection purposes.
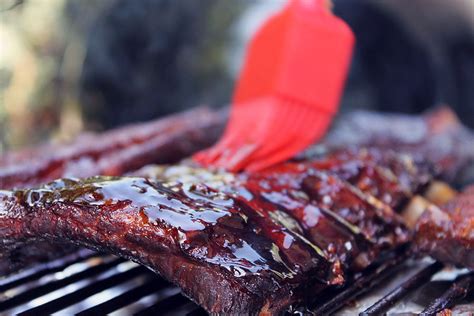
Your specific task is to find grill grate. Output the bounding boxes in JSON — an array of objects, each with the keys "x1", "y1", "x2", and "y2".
[
  {"x1": 0, "y1": 252, "x2": 203, "y2": 315},
  {"x1": 0, "y1": 250, "x2": 472, "y2": 315},
  {"x1": 76, "y1": 278, "x2": 171, "y2": 315},
  {"x1": 421, "y1": 272, "x2": 474, "y2": 315},
  {"x1": 361, "y1": 261, "x2": 444, "y2": 315}
]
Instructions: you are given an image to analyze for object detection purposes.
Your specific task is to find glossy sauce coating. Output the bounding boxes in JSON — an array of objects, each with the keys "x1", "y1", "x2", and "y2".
[
  {"x1": 133, "y1": 147, "x2": 421, "y2": 276},
  {"x1": 0, "y1": 147, "x2": 431, "y2": 314},
  {"x1": 14, "y1": 177, "x2": 306, "y2": 280},
  {"x1": 239, "y1": 159, "x2": 409, "y2": 272}
]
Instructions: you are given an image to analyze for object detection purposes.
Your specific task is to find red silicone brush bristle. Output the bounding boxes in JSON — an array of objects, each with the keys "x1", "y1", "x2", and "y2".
[{"x1": 193, "y1": 0, "x2": 354, "y2": 172}]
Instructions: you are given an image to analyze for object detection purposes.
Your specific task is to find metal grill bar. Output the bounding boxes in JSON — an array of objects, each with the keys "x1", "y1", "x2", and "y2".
[
  {"x1": 0, "y1": 249, "x2": 96, "y2": 292},
  {"x1": 361, "y1": 261, "x2": 444, "y2": 315},
  {"x1": 76, "y1": 278, "x2": 171, "y2": 315},
  {"x1": 0, "y1": 248, "x2": 472, "y2": 315},
  {"x1": 312, "y1": 250, "x2": 409, "y2": 315},
  {"x1": 421, "y1": 273, "x2": 474, "y2": 315},
  {"x1": 0, "y1": 257, "x2": 125, "y2": 312},
  {"x1": 135, "y1": 292, "x2": 194, "y2": 316},
  {"x1": 17, "y1": 265, "x2": 150, "y2": 315},
  {"x1": 171, "y1": 301, "x2": 206, "y2": 316}
]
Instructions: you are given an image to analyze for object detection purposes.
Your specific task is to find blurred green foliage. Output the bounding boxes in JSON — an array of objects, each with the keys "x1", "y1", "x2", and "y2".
[{"x1": 0, "y1": 0, "x2": 246, "y2": 151}]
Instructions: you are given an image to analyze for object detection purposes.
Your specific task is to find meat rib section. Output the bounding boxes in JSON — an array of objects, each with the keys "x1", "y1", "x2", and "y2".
[
  {"x1": 0, "y1": 107, "x2": 226, "y2": 276},
  {"x1": 0, "y1": 177, "x2": 328, "y2": 314},
  {"x1": 0, "y1": 106, "x2": 472, "y2": 312},
  {"x1": 414, "y1": 186, "x2": 474, "y2": 269},
  {"x1": 323, "y1": 106, "x2": 474, "y2": 185},
  {"x1": 0, "y1": 107, "x2": 226, "y2": 189},
  {"x1": 0, "y1": 148, "x2": 422, "y2": 314}
]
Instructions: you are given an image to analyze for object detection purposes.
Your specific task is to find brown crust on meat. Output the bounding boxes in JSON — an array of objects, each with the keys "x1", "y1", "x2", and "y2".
[{"x1": 414, "y1": 186, "x2": 474, "y2": 269}]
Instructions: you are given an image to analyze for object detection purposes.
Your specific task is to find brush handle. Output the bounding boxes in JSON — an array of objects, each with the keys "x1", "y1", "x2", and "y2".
[
  {"x1": 233, "y1": 0, "x2": 354, "y2": 116},
  {"x1": 279, "y1": 0, "x2": 354, "y2": 114}
]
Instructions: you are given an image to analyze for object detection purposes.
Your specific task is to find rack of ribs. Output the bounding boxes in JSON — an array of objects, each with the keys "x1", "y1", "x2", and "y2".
[
  {"x1": 323, "y1": 106, "x2": 474, "y2": 185},
  {"x1": 0, "y1": 106, "x2": 473, "y2": 314},
  {"x1": 0, "y1": 146, "x2": 437, "y2": 314},
  {"x1": 0, "y1": 107, "x2": 226, "y2": 275}
]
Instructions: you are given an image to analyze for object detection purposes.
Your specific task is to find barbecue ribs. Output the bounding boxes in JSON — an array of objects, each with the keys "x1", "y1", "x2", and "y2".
[
  {"x1": 0, "y1": 147, "x2": 429, "y2": 314},
  {"x1": 1, "y1": 106, "x2": 473, "y2": 313},
  {"x1": 324, "y1": 106, "x2": 474, "y2": 185},
  {"x1": 0, "y1": 107, "x2": 226, "y2": 276}
]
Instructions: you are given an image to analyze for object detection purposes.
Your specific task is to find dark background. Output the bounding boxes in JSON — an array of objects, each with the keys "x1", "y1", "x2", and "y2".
[{"x1": 1, "y1": 0, "x2": 473, "y2": 150}]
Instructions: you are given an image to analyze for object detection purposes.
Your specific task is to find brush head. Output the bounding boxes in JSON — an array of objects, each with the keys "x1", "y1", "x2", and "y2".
[{"x1": 195, "y1": 0, "x2": 354, "y2": 172}]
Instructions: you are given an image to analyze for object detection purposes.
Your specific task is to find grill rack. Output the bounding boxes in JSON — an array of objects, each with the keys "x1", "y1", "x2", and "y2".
[{"x1": 0, "y1": 249, "x2": 472, "y2": 315}]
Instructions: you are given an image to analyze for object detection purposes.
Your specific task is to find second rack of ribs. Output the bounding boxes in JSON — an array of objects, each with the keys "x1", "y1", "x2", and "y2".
[{"x1": 0, "y1": 147, "x2": 429, "y2": 314}]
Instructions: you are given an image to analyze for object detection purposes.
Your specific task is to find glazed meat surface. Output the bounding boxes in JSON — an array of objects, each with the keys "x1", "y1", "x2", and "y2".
[
  {"x1": 0, "y1": 106, "x2": 473, "y2": 313},
  {"x1": 0, "y1": 107, "x2": 225, "y2": 276},
  {"x1": 415, "y1": 186, "x2": 474, "y2": 269},
  {"x1": 0, "y1": 148, "x2": 427, "y2": 314},
  {"x1": 324, "y1": 107, "x2": 474, "y2": 185}
]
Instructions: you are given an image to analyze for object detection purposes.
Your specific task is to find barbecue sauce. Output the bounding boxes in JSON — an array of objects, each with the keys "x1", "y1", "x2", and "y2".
[{"x1": 4, "y1": 147, "x2": 422, "y2": 308}]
